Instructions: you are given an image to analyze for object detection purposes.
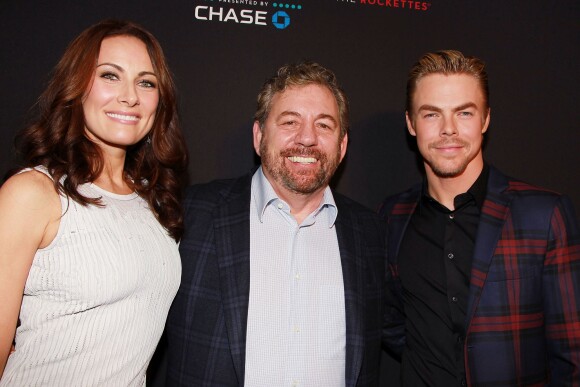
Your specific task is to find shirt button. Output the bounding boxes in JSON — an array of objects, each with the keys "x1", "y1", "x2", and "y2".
[
  {"x1": 277, "y1": 203, "x2": 284, "y2": 209},
  {"x1": 448, "y1": 253, "x2": 454, "y2": 260},
  {"x1": 461, "y1": 379, "x2": 466, "y2": 386},
  {"x1": 292, "y1": 326, "x2": 300, "y2": 333},
  {"x1": 449, "y1": 214, "x2": 455, "y2": 220},
  {"x1": 451, "y1": 296, "x2": 458, "y2": 302},
  {"x1": 295, "y1": 273, "x2": 301, "y2": 280},
  {"x1": 292, "y1": 381, "x2": 299, "y2": 387}
]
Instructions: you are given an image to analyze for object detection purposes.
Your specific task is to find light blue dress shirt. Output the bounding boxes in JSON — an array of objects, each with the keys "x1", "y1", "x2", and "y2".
[{"x1": 244, "y1": 167, "x2": 346, "y2": 387}]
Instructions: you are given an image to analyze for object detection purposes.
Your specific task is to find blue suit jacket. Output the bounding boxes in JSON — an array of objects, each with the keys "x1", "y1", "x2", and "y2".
[
  {"x1": 379, "y1": 166, "x2": 580, "y2": 386},
  {"x1": 166, "y1": 172, "x2": 386, "y2": 386}
]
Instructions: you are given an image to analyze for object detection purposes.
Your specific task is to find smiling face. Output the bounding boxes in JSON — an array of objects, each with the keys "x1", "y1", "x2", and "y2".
[
  {"x1": 253, "y1": 84, "x2": 348, "y2": 199},
  {"x1": 82, "y1": 35, "x2": 159, "y2": 153},
  {"x1": 406, "y1": 73, "x2": 490, "y2": 180}
]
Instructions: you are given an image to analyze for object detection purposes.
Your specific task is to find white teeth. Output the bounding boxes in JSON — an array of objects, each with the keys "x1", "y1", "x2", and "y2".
[
  {"x1": 107, "y1": 113, "x2": 139, "y2": 121},
  {"x1": 288, "y1": 156, "x2": 316, "y2": 163}
]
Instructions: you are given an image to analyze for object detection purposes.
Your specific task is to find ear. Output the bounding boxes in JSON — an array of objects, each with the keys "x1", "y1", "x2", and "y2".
[
  {"x1": 252, "y1": 121, "x2": 263, "y2": 156},
  {"x1": 338, "y1": 132, "x2": 348, "y2": 162},
  {"x1": 405, "y1": 111, "x2": 417, "y2": 136},
  {"x1": 482, "y1": 107, "x2": 491, "y2": 134}
]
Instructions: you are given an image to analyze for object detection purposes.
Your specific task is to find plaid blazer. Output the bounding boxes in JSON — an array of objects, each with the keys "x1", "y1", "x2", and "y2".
[
  {"x1": 166, "y1": 172, "x2": 386, "y2": 386},
  {"x1": 379, "y1": 166, "x2": 580, "y2": 386}
]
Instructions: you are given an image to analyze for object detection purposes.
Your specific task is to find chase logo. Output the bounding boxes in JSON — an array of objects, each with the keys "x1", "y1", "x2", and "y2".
[
  {"x1": 272, "y1": 11, "x2": 290, "y2": 29},
  {"x1": 193, "y1": 0, "x2": 302, "y2": 30}
]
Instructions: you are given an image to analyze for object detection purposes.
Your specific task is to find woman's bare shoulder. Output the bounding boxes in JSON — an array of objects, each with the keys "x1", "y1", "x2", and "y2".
[{"x1": 0, "y1": 169, "x2": 60, "y2": 212}]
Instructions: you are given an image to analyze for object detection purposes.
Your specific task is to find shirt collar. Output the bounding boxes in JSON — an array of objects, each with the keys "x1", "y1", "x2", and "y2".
[
  {"x1": 469, "y1": 163, "x2": 489, "y2": 211},
  {"x1": 252, "y1": 166, "x2": 338, "y2": 227}
]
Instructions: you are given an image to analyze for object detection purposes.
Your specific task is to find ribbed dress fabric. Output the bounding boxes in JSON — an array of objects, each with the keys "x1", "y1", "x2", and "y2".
[{"x1": 0, "y1": 168, "x2": 181, "y2": 386}]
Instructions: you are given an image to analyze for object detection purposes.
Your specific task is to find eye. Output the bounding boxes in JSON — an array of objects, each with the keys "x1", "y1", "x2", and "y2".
[
  {"x1": 458, "y1": 111, "x2": 474, "y2": 117},
  {"x1": 423, "y1": 113, "x2": 438, "y2": 118},
  {"x1": 100, "y1": 71, "x2": 119, "y2": 81},
  {"x1": 138, "y1": 79, "x2": 157, "y2": 89},
  {"x1": 316, "y1": 122, "x2": 335, "y2": 130}
]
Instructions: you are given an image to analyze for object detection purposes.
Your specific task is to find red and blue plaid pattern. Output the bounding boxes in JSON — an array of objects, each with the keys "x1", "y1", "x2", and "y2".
[{"x1": 380, "y1": 166, "x2": 580, "y2": 386}]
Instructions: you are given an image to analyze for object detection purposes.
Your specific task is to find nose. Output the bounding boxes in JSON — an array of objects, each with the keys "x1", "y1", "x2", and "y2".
[
  {"x1": 294, "y1": 120, "x2": 317, "y2": 147},
  {"x1": 118, "y1": 83, "x2": 140, "y2": 107},
  {"x1": 440, "y1": 116, "x2": 458, "y2": 136}
]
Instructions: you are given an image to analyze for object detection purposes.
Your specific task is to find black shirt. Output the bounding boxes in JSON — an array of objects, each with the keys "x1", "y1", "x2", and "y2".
[{"x1": 398, "y1": 165, "x2": 489, "y2": 387}]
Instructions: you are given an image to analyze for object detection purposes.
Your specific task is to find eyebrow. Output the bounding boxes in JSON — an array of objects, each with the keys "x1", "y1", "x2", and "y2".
[
  {"x1": 418, "y1": 102, "x2": 477, "y2": 113},
  {"x1": 317, "y1": 113, "x2": 338, "y2": 124},
  {"x1": 278, "y1": 111, "x2": 301, "y2": 119},
  {"x1": 96, "y1": 62, "x2": 157, "y2": 77},
  {"x1": 277, "y1": 111, "x2": 338, "y2": 124}
]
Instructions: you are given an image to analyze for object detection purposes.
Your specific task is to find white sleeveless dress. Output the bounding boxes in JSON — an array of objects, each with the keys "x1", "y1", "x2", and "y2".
[{"x1": 0, "y1": 168, "x2": 181, "y2": 386}]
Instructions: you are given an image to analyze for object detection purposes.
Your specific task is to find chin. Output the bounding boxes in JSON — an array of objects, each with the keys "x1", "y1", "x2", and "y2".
[{"x1": 429, "y1": 161, "x2": 468, "y2": 178}]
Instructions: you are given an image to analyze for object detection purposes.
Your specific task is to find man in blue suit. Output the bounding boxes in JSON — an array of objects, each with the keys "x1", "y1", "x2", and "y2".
[
  {"x1": 379, "y1": 50, "x2": 580, "y2": 386},
  {"x1": 166, "y1": 62, "x2": 386, "y2": 386}
]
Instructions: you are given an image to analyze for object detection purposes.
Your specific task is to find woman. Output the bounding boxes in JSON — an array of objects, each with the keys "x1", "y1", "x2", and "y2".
[{"x1": 0, "y1": 19, "x2": 187, "y2": 385}]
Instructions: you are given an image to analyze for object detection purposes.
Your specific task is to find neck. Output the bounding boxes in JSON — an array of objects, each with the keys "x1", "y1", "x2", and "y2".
[
  {"x1": 425, "y1": 159, "x2": 484, "y2": 210},
  {"x1": 264, "y1": 173, "x2": 326, "y2": 224},
  {"x1": 280, "y1": 188, "x2": 326, "y2": 224},
  {"x1": 94, "y1": 151, "x2": 131, "y2": 194}
]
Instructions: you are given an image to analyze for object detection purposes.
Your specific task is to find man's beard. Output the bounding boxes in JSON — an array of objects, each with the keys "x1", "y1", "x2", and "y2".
[
  {"x1": 260, "y1": 140, "x2": 341, "y2": 195},
  {"x1": 426, "y1": 139, "x2": 471, "y2": 178}
]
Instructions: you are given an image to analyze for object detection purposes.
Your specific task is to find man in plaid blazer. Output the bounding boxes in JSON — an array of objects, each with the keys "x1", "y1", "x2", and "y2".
[
  {"x1": 379, "y1": 50, "x2": 579, "y2": 386},
  {"x1": 166, "y1": 62, "x2": 385, "y2": 386}
]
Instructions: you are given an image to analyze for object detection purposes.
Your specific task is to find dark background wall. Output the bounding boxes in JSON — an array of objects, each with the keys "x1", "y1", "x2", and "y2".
[{"x1": 1, "y1": 1, "x2": 578, "y2": 385}]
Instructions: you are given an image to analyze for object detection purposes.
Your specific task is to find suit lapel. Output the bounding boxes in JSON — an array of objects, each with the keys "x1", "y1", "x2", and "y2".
[
  {"x1": 213, "y1": 175, "x2": 252, "y2": 385},
  {"x1": 386, "y1": 185, "x2": 421, "y2": 265},
  {"x1": 335, "y1": 195, "x2": 365, "y2": 387},
  {"x1": 465, "y1": 167, "x2": 512, "y2": 328},
  {"x1": 379, "y1": 186, "x2": 421, "y2": 360}
]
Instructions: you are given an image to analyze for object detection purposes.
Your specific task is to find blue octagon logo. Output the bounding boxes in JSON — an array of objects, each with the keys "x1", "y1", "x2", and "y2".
[{"x1": 272, "y1": 11, "x2": 290, "y2": 29}]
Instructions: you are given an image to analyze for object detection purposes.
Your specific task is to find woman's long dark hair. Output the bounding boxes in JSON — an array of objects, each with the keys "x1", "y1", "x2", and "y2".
[{"x1": 13, "y1": 19, "x2": 188, "y2": 241}]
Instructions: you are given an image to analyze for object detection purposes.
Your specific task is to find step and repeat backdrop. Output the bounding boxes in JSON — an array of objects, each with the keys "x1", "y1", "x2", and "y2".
[{"x1": 1, "y1": 1, "x2": 578, "y2": 384}]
